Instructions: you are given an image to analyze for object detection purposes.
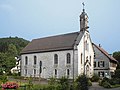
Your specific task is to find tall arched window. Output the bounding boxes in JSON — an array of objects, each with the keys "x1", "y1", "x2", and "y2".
[
  {"x1": 54, "y1": 54, "x2": 58, "y2": 64},
  {"x1": 34, "y1": 56, "x2": 37, "y2": 65},
  {"x1": 67, "y1": 53, "x2": 71, "y2": 64},
  {"x1": 81, "y1": 53, "x2": 83, "y2": 64},
  {"x1": 90, "y1": 56, "x2": 91, "y2": 64},
  {"x1": 25, "y1": 56, "x2": 28, "y2": 65}
]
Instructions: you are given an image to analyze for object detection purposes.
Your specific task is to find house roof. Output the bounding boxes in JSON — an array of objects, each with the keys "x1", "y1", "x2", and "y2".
[
  {"x1": 92, "y1": 43, "x2": 117, "y2": 63},
  {"x1": 21, "y1": 32, "x2": 80, "y2": 54}
]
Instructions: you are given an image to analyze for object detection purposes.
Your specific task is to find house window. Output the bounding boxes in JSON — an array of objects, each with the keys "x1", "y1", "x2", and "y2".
[
  {"x1": 67, "y1": 53, "x2": 71, "y2": 64},
  {"x1": 98, "y1": 61, "x2": 105, "y2": 67},
  {"x1": 55, "y1": 69, "x2": 57, "y2": 77},
  {"x1": 25, "y1": 56, "x2": 28, "y2": 65},
  {"x1": 54, "y1": 54, "x2": 58, "y2": 64},
  {"x1": 98, "y1": 71, "x2": 104, "y2": 77},
  {"x1": 67, "y1": 69, "x2": 70, "y2": 77},
  {"x1": 34, "y1": 56, "x2": 37, "y2": 65},
  {"x1": 81, "y1": 53, "x2": 83, "y2": 64},
  {"x1": 94, "y1": 62, "x2": 96, "y2": 67}
]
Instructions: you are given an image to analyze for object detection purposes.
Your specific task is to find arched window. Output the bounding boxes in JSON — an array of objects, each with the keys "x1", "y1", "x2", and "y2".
[
  {"x1": 54, "y1": 54, "x2": 58, "y2": 64},
  {"x1": 25, "y1": 56, "x2": 28, "y2": 65},
  {"x1": 34, "y1": 56, "x2": 37, "y2": 65},
  {"x1": 90, "y1": 56, "x2": 91, "y2": 64},
  {"x1": 39, "y1": 61, "x2": 42, "y2": 73},
  {"x1": 81, "y1": 53, "x2": 83, "y2": 64},
  {"x1": 67, "y1": 53, "x2": 71, "y2": 64}
]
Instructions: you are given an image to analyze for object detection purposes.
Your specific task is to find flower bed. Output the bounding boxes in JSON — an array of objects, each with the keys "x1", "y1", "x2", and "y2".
[{"x1": 1, "y1": 82, "x2": 19, "y2": 90}]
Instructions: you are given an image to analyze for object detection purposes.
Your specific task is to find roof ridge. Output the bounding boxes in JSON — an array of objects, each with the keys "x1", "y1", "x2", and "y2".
[{"x1": 33, "y1": 31, "x2": 79, "y2": 40}]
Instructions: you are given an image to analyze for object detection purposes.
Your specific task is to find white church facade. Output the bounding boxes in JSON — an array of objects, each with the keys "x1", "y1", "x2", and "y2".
[{"x1": 20, "y1": 8, "x2": 95, "y2": 79}]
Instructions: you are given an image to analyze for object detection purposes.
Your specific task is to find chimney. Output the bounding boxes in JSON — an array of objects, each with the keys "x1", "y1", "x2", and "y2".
[{"x1": 99, "y1": 44, "x2": 101, "y2": 47}]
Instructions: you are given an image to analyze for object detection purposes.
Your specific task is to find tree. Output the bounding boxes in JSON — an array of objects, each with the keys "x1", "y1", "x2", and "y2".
[
  {"x1": 7, "y1": 44, "x2": 18, "y2": 56},
  {"x1": 0, "y1": 53, "x2": 6, "y2": 74},
  {"x1": 0, "y1": 52, "x2": 16, "y2": 74},
  {"x1": 114, "y1": 69, "x2": 120, "y2": 79},
  {"x1": 113, "y1": 51, "x2": 120, "y2": 63},
  {"x1": 113, "y1": 51, "x2": 120, "y2": 69}
]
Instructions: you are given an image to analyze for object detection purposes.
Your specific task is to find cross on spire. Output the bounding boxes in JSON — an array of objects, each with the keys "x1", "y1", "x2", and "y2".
[
  {"x1": 82, "y1": 2, "x2": 85, "y2": 9},
  {"x1": 82, "y1": 2, "x2": 85, "y2": 12}
]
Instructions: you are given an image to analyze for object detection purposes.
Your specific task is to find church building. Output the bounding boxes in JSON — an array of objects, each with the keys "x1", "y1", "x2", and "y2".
[{"x1": 20, "y1": 7, "x2": 94, "y2": 79}]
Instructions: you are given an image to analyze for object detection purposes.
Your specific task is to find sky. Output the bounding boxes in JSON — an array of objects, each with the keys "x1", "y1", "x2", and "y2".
[{"x1": 0, "y1": 0, "x2": 120, "y2": 54}]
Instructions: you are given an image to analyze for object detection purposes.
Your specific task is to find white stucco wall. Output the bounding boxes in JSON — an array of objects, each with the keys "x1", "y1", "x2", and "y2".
[
  {"x1": 21, "y1": 50, "x2": 78, "y2": 79},
  {"x1": 77, "y1": 31, "x2": 94, "y2": 77}
]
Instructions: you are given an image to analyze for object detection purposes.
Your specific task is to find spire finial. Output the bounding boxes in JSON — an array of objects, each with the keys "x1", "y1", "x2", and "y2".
[{"x1": 82, "y1": 2, "x2": 85, "y2": 12}]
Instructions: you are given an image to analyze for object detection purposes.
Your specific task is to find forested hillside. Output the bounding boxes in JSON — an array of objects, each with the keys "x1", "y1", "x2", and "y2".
[
  {"x1": 0, "y1": 37, "x2": 29, "y2": 74},
  {"x1": 0, "y1": 37, "x2": 29, "y2": 54}
]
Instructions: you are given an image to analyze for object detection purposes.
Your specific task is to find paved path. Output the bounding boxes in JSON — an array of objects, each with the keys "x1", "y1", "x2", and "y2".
[{"x1": 89, "y1": 82, "x2": 120, "y2": 90}]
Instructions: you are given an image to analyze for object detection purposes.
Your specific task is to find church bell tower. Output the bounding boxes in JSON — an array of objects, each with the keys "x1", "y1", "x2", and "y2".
[{"x1": 80, "y1": 3, "x2": 89, "y2": 31}]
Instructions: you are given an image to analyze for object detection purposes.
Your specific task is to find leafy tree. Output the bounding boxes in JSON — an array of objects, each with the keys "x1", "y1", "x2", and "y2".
[
  {"x1": 114, "y1": 69, "x2": 120, "y2": 79},
  {"x1": 0, "y1": 37, "x2": 29, "y2": 54},
  {"x1": 113, "y1": 51, "x2": 120, "y2": 69},
  {"x1": 0, "y1": 53, "x2": 6, "y2": 74},
  {"x1": 0, "y1": 37, "x2": 29, "y2": 74},
  {"x1": 0, "y1": 53, "x2": 16, "y2": 74},
  {"x1": 113, "y1": 51, "x2": 120, "y2": 62},
  {"x1": 7, "y1": 44, "x2": 18, "y2": 56}
]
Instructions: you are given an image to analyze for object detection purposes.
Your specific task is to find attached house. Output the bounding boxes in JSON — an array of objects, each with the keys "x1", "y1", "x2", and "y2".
[
  {"x1": 93, "y1": 43, "x2": 117, "y2": 78},
  {"x1": 20, "y1": 8, "x2": 94, "y2": 79}
]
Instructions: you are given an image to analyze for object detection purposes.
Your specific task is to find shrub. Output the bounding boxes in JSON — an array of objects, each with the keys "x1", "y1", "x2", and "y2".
[
  {"x1": 114, "y1": 69, "x2": 120, "y2": 78},
  {"x1": 1, "y1": 82, "x2": 19, "y2": 89},
  {"x1": 102, "y1": 81, "x2": 111, "y2": 88},
  {"x1": 0, "y1": 74, "x2": 8, "y2": 83},
  {"x1": 58, "y1": 76, "x2": 69, "y2": 90},
  {"x1": 48, "y1": 77, "x2": 57, "y2": 85},
  {"x1": 90, "y1": 74, "x2": 99, "y2": 82},
  {"x1": 88, "y1": 79, "x2": 92, "y2": 86},
  {"x1": 76, "y1": 74, "x2": 89, "y2": 90},
  {"x1": 111, "y1": 78, "x2": 120, "y2": 85}
]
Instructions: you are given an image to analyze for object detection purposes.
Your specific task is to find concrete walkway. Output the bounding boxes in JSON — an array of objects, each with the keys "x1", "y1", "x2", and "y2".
[{"x1": 89, "y1": 82, "x2": 120, "y2": 90}]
